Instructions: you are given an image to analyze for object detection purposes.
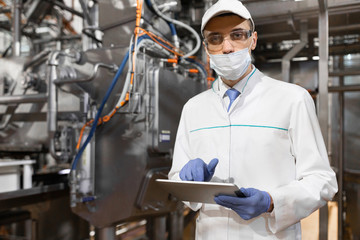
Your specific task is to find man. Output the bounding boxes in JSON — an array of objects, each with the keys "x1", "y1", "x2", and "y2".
[{"x1": 168, "y1": 0, "x2": 338, "y2": 239}]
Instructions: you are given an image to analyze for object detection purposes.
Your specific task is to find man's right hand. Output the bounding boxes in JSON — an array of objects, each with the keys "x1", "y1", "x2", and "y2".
[{"x1": 179, "y1": 158, "x2": 219, "y2": 181}]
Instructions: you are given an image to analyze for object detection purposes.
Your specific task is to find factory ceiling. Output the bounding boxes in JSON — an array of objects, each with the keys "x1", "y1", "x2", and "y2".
[
  {"x1": 180, "y1": 0, "x2": 360, "y2": 62},
  {"x1": 0, "y1": 0, "x2": 359, "y2": 62}
]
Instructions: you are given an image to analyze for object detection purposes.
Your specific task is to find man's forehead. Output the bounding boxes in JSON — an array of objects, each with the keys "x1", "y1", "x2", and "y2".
[{"x1": 203, "y1": 15, "x2": 250, "y2": 33}]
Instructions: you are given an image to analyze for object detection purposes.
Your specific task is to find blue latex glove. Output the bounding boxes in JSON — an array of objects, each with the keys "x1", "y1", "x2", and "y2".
[
  {"x1": 214, "y1": 187, "x2": 271, "y2": 220},
  {"x1": 179, "y1": 158, "x2": 219, "y2": 181}
]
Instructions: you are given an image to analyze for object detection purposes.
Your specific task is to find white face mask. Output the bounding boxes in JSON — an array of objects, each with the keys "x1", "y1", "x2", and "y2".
[{"x1": 209, "y1": 47, "x2": 252, "y2": 81}]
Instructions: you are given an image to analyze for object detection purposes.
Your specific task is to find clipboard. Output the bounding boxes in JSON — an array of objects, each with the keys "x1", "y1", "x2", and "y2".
[{"x1": 156, "y1": 179, "x2": 241, "y2": 204}]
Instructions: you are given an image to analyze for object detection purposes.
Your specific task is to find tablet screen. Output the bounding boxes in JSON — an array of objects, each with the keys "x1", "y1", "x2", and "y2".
[{"x1": 156, "y1": 179, "x2": 240, "y2": 204}]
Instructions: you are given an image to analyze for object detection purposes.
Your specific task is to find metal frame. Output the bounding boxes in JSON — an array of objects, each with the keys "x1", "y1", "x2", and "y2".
[
  {"x1": 329, "y1": 55, "x2": 360, "y2": 240},
  {"x1": 317, "y1": 0, "x2": 330, "y2": 239},
  {"x1": 337, "y1": 56, "x2": 345, "y2": 240},
  {"x1": 0, "y1": 94, "x2": 47, "y2": 104},
  {"x1": 12, "y1": 0, "x2": 21, "y2": 57},
  {"x1": 281, "y1": 20, "x2": 308, "y2": 82}
]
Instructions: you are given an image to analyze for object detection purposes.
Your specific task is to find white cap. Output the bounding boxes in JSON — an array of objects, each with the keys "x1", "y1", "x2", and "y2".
[{"x1": 201, "y1": 0, "x2": 254, "y2": 35}]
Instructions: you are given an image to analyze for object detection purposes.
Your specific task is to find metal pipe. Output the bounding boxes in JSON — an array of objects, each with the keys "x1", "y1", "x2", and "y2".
[
  {"x1": 0, "y1": 105, "x2": 16, "y2": 130},
  {"x1": 47, "y1": 51, "x2": 61, "y2": 161},
  {"x1": 81, "y1": 0, "x2": 99, "y2": 51},
  {"x1": 254, "y1": 2, "x2": 360, "y2": 26},
  {"x1": 23, "y1": 161, "x2": 35, "y2": 189},
  {"x1": 146, "y1": 217, "x2": 166, "y2": 240},
  {"x1": 344, "y1": 169, "x2": 360, "y2": 176},
  {"x1": 48, "y1": 68, "x2": 58, "y2": 134},
  {"x1": 281, "y1": 20, "x2": 308, "y2": 82},
  {"x1": 12, "y1": 0, "x2": 21, "y2": 56},
  {"x1": 0, "y1": 112, "x2": 80, "y2": 122},
  {"x1": 317, "y1": 0, "x2": 329, "y2": 239},
  {"x1": 317, "y1": 0, "x2": 329, "y2": 147},
  {"x1": 96, "y1": 226, "x2": 115, "y2": 240},
  {"x1": 47, "y1": 50, "x2": 83, "y2": 161},
  {"x1": 169, "y1": 206, "x2": 184, "y2": 240},
  {"x1": 24, "y1": 50, "x2": 52, "y2": 70},
  {"x1": 53, "y1": 63, "x2": 118, "y2": 85},
  {"x1": 78, "y1": 0, "x2": 93, "y2": 26},
  {"x1": 261, "y1": 23, "x2": 360, "y2": 39},
  {"x1": 54, "y1": 9, "x2": 63, "y2": 50},
  {"x1": 32, "y1": 35, "x2": 82, "y2": 45},
  {"x1": 329, "y1": 70, "x2": 360, "y2": 77},
  {"x1": 329, "y1": 85, "x2": 360, "y2": 92},
  {"x1": 337, "y1": 56, "x2": 345, "y2": 240},
  {"x1": 0, "y1": 93, "x2": 47, "y2": 104}
]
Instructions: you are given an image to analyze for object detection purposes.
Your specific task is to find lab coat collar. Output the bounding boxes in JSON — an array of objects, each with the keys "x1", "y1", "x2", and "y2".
[{"x1": 212, "y1": 65, "x2": 257, "y2": 98}]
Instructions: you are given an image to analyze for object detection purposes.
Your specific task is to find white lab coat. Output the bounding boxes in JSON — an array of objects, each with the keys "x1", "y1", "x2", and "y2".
[{"x1": 168, "y1": 67, "x2": 338, "y2": 239}]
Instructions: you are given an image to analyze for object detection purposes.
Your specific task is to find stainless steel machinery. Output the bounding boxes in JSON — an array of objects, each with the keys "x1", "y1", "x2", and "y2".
[{"x1": 0, "y1": 0, "x2": 207, "y2": 239}]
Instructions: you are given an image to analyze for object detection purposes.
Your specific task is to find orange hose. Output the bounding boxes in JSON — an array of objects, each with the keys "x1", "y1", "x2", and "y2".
[
  {"x1": 76, "y1": 124, "x2": 87, "y2": 150},
  {"x1": 167, "y1": 58, "x2": 178, "y2": 64},
  {"x1": 188, "y1": 69, "x2": 199, "y2": 74},
  {"x1": 63, "y1": 18, "x2": 78, "y2": 35},
  {"x1": 138, "y1": 27, "x2": 184, "y2": 56}
]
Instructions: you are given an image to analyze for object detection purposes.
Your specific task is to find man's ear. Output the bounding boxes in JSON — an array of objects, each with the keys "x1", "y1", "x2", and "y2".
[{"x1": 251, "y1": 31, "x2": 258, "y2": 51}]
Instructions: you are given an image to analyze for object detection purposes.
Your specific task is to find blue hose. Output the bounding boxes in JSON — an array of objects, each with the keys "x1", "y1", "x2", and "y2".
[
  {"x1": 168, "y1": 23, "x2": 177, "y2": 36},
  {"x1": 145, "y1": 0, "x2": 152, "y2": 8},
  {"x1": 71, "y1": 51, "x2": 129, "y2": 170}
]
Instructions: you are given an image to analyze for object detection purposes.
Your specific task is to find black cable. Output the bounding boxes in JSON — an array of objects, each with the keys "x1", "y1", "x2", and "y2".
[
  {"x1": 82, "y1": 29, "x2": 102, "y2": 48},
  {"x1": 2, "y1": 44, "x2": 12, "y2": 58}
]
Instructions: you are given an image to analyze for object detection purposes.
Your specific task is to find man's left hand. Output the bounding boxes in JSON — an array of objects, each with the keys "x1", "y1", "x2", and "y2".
[{"x1": 214, "y1": 187, "x2": 272, "y2": 220}]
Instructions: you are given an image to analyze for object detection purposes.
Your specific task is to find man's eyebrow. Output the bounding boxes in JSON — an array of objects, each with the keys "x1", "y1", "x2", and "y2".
[
  {"x1": 205, "y1": 31, "x2": 221, "y2": 36},
  {"x1": 204, "y1": 27, "x2": 250, "y2": 36},
  {"x1": 231, "y1": 27, "x2": 248, "y2": 31}
]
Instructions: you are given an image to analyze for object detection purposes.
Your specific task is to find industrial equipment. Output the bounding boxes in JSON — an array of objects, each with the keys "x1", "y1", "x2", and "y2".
[
  {"x1": 1, "y1": 0, "x2": 360, "y2": 239},
  {"x1": 0, "y1": 0, "x2": 207, "y2": 239}
]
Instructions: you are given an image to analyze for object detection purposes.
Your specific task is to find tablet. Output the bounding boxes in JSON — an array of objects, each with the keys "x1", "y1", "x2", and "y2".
[{"x1": 156, "y1": 179, "x2": 241, "y2": 204}]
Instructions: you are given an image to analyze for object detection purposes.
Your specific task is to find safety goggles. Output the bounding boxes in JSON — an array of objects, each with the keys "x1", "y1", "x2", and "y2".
[{"x1": 204, "y1": 29, "x2": 252, "y2": 52}]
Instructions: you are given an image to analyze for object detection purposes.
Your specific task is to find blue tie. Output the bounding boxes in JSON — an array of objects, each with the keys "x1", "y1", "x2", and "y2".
[{"x1": 226, "y1": 88, "x2": 240, "y2": 112}]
